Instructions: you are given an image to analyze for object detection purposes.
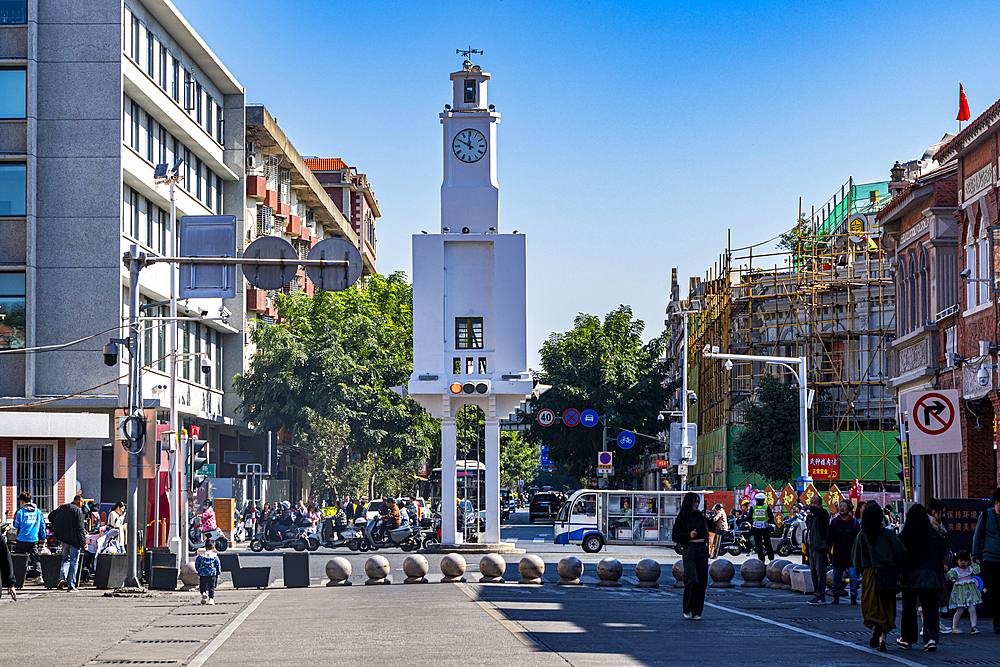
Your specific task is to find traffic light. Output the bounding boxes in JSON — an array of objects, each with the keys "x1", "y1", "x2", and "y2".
[{"x1": 188, "y1": 438, "x2": 209, "y2": 491}]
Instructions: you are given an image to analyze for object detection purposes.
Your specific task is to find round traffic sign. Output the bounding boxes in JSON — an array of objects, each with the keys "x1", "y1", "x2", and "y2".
[
  {"x1": 536, "y1": 409, "x2": 555, "y2": 427},
  {"x1": 598, "y1": 452, "x2": 612, "y2": 465},
  {"x1": 581, "y1": 409, "x2": 599, "y2": 428},
  {"x1": 911, "y1": 391, "x2": 955, "y2": 436},
  {"x1": 562, "y1": 409, "x2": 581, "y2": 427},
  {"x1": 617, "y1": 431, "x2": 635, "y2": 449},
  {"x1": 306, "y1": 237, "x2": 362, "y2": 292},
  {"x1": 242, "y1": 236, "x2": 297, "y2": 290}
]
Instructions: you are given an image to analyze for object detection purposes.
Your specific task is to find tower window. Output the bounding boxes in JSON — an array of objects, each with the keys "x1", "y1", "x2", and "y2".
[
  {"x1": 466, "y1": 357, "x2": 474, "y2": 374},
  {"x1": 464, "y1": 79, "x2": 475, "y2": 104},
  {"x1": 455, "y1": 317, "x2": 483, "y2": 349},
  {"x1": 453, "y1": 357, "x2": 461, "y2": 374},
  {"x1": 478, "y1": 357, "x2": 487, "y2": 374}
]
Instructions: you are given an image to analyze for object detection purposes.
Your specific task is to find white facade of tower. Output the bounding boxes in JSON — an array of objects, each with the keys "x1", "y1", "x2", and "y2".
[{"x1": 408, "y1": 61, "x2": 532, "y2": 544}]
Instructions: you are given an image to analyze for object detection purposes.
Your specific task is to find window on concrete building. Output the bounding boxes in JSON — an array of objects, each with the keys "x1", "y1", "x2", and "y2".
[
  {"x1": 195, "y1": 157, "x2": 202, "y2": 201},
  {"x1": 172, "y1": 58, "x2": 180, "y2": 102},
  {"x1": 157, "y1": 304, "x2": 167, "y2": 371},
  {"x1": 143, "y1": 298, "x2": 153, "y2": 367},
  {"x1": 146, "y1": 29, "x2": 154, "y2": 78},
  {"x1": 183, "y1": 71, "x2": 193, "y2": 111},
  {"x1": 145, "y1": 198, "x2": 154, "y2": 248},
  {"x1": 16, "y1": 444, "x2": 53, "y2": 512},
  {"x1": 455, "y1": 317, "x2": 483, "y2": 349},
  {"x1": 145, "y1": 113, "x2": 154, "y2": 162},
  {"x1": 184, "y1": 148, "x2": 191, "y2": 192},
  {"x1": 201, "y1": 325, "x2": 211, "y2": 387},
  {"x1": 466, "y1": 357, "x2": 474, "y2": 374},
  {"x1": 159, "y1": 207, "x2": 169, "y2": 255},
  {"x1": 464, "y1": 79, "x2": 475, "y2": 104},
  {"x1": 478, "y1": 357, "x2": 487, "y2": 374},
  {"x1": 130, "y1": 101, "x2": 140, "y2": 151},
  {"x1": 159, "y1": 44, "x2": 167, "y2": 89},
  {"x1": 215, "y1": 174, "x2": 223, "y2": 214},
  {"x1": 0, "y1": 68, "x2": 26, "y2": 118},
  {"x1": 182, "y1": 321, "x2": 190, "y2": 380},
  {"x1": 130, "y1": 14, "x2": 140, "y2": 63},
  {"x1": 0, "y1": 163, "x2": 26, "y2": 216},
  {"x1": 453, "y1": 357, "x2": 461, "y2": 374},
  {"x1": 0, "y1": 0, "x2": 27, "y2": 24},
  {"x1": 216, "y1": 103, "x2": 224, "y2": 143},
  {"x1": 194, "y1": 322, "x2": 202, "y2": 383},
  {"x1": 215, "y1": 330, "x2": 223, "y2": 389},
  {"x1": 159, "y1": 126, "x2": 167, "y2": 165},
  {"x1": 206, "y1": 95, "x2": 213, "y2": 137},
  {"x1": 195, "y1": 82, "x2": 202, "y2": 123},
  {"x1": 0, "y1": 271, "x2": 25, "y2": 350}
]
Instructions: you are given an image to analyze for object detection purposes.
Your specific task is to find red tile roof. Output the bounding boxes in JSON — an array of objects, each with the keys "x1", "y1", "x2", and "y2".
[
  {"x1": 304, "y1": 158, "x2": 350, "y2": 172},
  {"x1": 934, "y1": 96, "x2": 1000, "y2": 163}
]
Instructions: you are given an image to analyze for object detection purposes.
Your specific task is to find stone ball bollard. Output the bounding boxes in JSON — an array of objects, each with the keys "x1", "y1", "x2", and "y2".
[
  {"x1": 596, "y1": 557, "x2": 623, "y2": 588},
  {"x1": 518, "y1": 555, "x2": 545, "y2": 585},
  {"x1": 403, "y1": 554, "x2": 429, "y2": 584},
  {"x1": 179, "y1": 561, "x2": 199, "y2": 589},
  {"x1": 671, "y1": 560, "x2": 685, "y2": 588},
  {"x1": 709, "y1": 559, "x2": 736, "y2": 588},
  {"x1": 635, "y1": 559, "x2": 661, "y2": 589},
  {"x1": 781, "y1": 562, "x2": 797, "y2": 590},
  {"x1": 766, "y1": 559, "x2": 791, "y2": 589},
  {"x1": 557, "y1": 556, "x2": 584, "y2": 586},
  {"x1": 479, "y1": 554, "x2": 507, "y2": 583},
  {"x1": 740, "y1": 558, "x2": 766, "y2": 588},
  {"x1": 364, "y1": 555, "x2": 391, "y2": 585},
  {"x1": 326, "y1": 557, "x2": 353, "y2": 586},
  {"x1": 440, "y1": 553, "x2": 467, "y2": 583}
]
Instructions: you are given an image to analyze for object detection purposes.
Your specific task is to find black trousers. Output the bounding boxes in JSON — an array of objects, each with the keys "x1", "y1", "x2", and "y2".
[
  {"x1": 752, "y1": 528, "x2": 773, "y2": 561},
  {"x1": 809, "y1": 550, "x2": 828, "y2": 598},
  {"x1": 900, "y1": 588, "x2": 939, "y2": 644},
  {"x1": 982, "y1": 560, "x2": 1000, "y2": 631},
  {"x1": 682, "y1": 542, "x2": 709, "y2": 617},
  {"x1": 14, "y1": 541, "x2": 39, "y2": 573}
]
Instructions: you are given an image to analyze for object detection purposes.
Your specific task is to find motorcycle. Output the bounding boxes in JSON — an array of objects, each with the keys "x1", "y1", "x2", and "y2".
[
  {"x1": 248, "y1": 514, "x2": 317, "y2": 553},
  {"x1": 420, "y1": 517, "x2": 440, "y2": 547},
  {"x1": 775, "y1": 518, "x2": 803, "y2": 557},
  {"x1": 188, "y1": 516, "x2": 229, "y2": 551},
  {"x1": 317, "y1": 517, "x2": 364, "y2": 550},
  {"x1": 361, "y1": 516, "x2": 422, "y2": 552}
]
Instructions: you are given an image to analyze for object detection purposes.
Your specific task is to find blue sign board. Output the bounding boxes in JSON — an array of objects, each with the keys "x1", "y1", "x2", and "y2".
[
  {"x1": 539, "y1": 445, "x2": 553, "y2": 468},
  {"x1": 581, "y1": 409, "x2": 599, "y2": 428},
  {"x1": 617, "y1": 431, "x2": 636, "y2": 450}
]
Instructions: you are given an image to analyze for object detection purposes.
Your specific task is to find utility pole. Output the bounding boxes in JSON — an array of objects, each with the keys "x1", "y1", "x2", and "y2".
[
  {"x1": 671, "y1": 307, "x2": 701, "y2": 490},
  {"x1": 125, "y1": 245, "x2": 144, "y2": 587}
]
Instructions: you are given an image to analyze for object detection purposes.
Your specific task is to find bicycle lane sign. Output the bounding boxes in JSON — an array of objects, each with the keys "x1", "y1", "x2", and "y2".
[{"x1": 906, "y1": 389, "x2": 962, "y2": 455}]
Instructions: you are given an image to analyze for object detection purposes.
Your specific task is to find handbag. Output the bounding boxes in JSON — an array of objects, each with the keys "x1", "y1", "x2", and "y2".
[{"x1": 866, "y1": 532, "x2": 901, "y2": 594}]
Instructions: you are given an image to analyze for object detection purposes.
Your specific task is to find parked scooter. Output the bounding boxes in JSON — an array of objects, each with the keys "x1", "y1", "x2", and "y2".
[
  {"x1": 317, "y1": 517, "x2": 363, "y2": 550},
  {"x1": 361, "y1": 516, "x2": 422, "y2": 552},
  {"x1": 775, "y1": 518, "x2": 803, "y2": 557}
]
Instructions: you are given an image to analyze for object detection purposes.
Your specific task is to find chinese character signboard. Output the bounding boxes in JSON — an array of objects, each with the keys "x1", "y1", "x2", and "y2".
[
  {"x1": 799, "y1": 483, "x2": 820, "y2": 506},
  {"x1": 823, "y1": 485, "x2": 844, "y2": 513},
  {"x1": 780, "y1": 484, "x2": 797, "y2": 510},
  {"x1": 808, "y1": 454, "x2": 839, "y2": 480}
]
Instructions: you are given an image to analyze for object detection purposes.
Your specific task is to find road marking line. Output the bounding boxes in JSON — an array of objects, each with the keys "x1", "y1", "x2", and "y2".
[
  {"x1": 187, "y1": 591, "x2": 269, "y2": 667},
  {"x1": 703, "y1": 601, "x2": 924, "y2": 667},
  {"x1": 533, "y1": 538, "x2": 544, "y2": 543}
]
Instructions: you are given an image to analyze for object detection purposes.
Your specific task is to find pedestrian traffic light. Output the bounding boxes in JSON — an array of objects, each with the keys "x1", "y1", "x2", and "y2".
[{"x1": 187, "y1": 438, "x2": 209, "y2": 491}]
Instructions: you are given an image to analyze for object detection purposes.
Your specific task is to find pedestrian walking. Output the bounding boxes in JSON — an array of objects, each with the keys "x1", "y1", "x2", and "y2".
[
  {"x1": 829, "y1": 500, "x2": 860, "y2": 605},
  {"x1": 749, "y1": 492, "x2": 775, "y2": 562},
  {"x1": 971, "y1": 485, "x2": 1000, "y2": 634},
  {"x1": 946, "y1": 550, "x2": 982, "y2": 635},
  {"x1": 852, "y1": 500, "x2": 907, "y2": 652},
  {"x1": 806, "y1": 496, "x2": 830, "y2": 605},
  {"x1": 12, "y1": 491, "x2": 46, "y2": 579},
  {"x1": 0, "y1": 529, "x2": 17, "y2": 599},
  {"x1": 48, "y1": 494, "x2": 87, "y2": 592},
  {"x1": 896, "y1": 504, "x2": 945, "y2": 651},
  {"x1": 671, "y1": 492, "x2": 709, "y2": 620},
  {"x1": 195, "y1": 538, "x2": 222, "y2": 605}
]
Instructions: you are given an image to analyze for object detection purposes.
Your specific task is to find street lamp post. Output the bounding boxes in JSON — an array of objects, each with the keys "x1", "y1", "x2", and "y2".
[
  {"x1": 702, "y1": 348, "x2": 813, "y2": 485},
  {"x1": 670, "y1": 308, "x2": 701, "y2": 490}
]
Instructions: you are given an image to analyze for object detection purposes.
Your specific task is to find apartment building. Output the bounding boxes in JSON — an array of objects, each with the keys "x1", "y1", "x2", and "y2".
[
  {"x1": 0, "y1": 0, "x2": 247, "y2": 513},
  {"x1": 304, "y1": 158, "x2": 379, "y2": 275}
]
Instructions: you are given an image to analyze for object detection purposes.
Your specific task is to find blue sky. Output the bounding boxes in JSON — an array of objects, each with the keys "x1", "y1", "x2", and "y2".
[{"x1": 174, "y1": 0, "x2": 1000, "y2": 366}]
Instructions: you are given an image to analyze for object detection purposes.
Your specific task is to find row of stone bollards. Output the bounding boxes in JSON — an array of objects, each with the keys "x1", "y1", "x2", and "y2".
[{"x1": 323, "y1": 554, "x2": 757, "y2": 587}]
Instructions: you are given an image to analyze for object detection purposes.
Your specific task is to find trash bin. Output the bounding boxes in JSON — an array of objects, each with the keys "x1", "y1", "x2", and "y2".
[{"x1": 282, "y1": 552, "x2": 309, "y2": 588}]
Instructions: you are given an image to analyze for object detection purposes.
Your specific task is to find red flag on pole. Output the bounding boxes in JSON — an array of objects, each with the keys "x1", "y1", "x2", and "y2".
[{"x1": 958, "y1": 84, "x2": 971, "y2": 122}]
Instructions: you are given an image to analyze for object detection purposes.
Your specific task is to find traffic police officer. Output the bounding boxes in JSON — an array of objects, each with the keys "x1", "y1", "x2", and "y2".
[{"x1": 750, "y1": 492, "x2": 775, "y2": 562}]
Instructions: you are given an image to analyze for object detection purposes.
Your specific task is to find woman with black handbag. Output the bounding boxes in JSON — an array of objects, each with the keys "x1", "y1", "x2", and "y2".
[{"x1": 852, "y1": 500, "x2": 908, "y2": 651}]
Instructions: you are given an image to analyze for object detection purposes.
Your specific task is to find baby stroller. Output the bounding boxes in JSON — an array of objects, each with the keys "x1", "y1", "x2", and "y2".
[{"x1": 80, "y1": 528, "x2": 123, "y2": 582}]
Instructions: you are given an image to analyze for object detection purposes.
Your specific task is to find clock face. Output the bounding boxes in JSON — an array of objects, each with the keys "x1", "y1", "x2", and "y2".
[{"x1": 452, "y1": 128, "x2": 487, "y2": 163}]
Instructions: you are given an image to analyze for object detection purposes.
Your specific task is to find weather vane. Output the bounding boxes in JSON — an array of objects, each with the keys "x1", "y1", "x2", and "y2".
[{"x1": 457, "y1": 47, "x2": 483, "y2": 61}]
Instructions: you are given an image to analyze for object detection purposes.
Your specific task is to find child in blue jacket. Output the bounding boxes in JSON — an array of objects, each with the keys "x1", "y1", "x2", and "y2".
[{"x1": 195, "y1": 539, "x2": 222, "y2": 605}]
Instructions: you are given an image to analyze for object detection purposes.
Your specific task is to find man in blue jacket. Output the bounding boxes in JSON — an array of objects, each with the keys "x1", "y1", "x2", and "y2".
[{"x1": 13, "y1": 491, "x2": 46, "y2": 578}]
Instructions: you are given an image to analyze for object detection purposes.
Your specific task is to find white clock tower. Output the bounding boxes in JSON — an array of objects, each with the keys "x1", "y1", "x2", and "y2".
[{"x1": 407, "y1": 57, "x2": 533, "y2": 545}]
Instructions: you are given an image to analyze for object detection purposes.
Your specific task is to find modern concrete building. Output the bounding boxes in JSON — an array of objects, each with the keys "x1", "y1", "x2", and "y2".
[{"x1": 0, "y1": 0, "x2": 248, "y2": 514}]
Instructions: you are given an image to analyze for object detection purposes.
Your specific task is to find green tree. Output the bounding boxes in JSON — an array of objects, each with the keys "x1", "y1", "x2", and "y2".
[
  {"x1": 520, "y1": 306, "x2": 677, "y2": 481},
  {"x1": 731, "y1": 375, "x2": 798, "y2": 483},
  {"x1": 500, "y1": 432, "x2": 540, "y2": 489},
  {"x1": 234, "y1": 272, "x2": 437, "y2": 499},
  {"x1": 778, "y1": 214, "x2": 829, "y2": 265}
]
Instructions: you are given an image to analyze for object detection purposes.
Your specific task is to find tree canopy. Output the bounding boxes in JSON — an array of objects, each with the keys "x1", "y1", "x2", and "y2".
[
  {"x1": 730, "y1": 375, "x2": 799, "y2": 483},
  {"x1": 519, "y1": 306, "x2": 676, "y2": 481},
  {"x1": 234, "y1": 272, "x2": 437, "y2": 498}
]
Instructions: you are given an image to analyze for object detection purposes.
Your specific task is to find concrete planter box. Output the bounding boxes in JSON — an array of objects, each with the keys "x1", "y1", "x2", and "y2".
[
  {"x1": 790, "y1": 566, "x2": 814, "y2": 594},
  {"x1": 95, "y1": 553, "x2": 127, "y2": 589},
  {"x1": 149, "y1": 566, "x2": 177, "y2": 590},
  {"x1": 39, "y1": 554, "x2": 65, "y2": 589},
  {"x1": 232, "y1": 567, "x2": 270, "y2": 589},
  {"x1": 282, "y1": 552, "x2": 309, "y2": 588}
]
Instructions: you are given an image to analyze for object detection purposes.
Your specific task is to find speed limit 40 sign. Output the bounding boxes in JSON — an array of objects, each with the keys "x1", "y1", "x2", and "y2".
[{"x1": 536, "y1": 409, "x2": 555, "y2": 427}]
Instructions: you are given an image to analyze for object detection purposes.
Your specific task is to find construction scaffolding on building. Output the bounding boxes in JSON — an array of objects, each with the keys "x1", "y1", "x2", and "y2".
[{"x1": 687, "y1": 178, "x2": 899, "y2": 489}]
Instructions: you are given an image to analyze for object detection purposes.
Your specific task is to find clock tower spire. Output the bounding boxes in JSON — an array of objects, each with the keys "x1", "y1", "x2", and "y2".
[{"x1": 441, "y1": 53, "x2": 499, "y2": 234}]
